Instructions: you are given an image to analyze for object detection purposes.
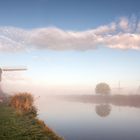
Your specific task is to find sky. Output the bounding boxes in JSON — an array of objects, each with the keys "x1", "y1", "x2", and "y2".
[{"x1": 0, "y1": 0, "x2": 140, "y2": 94}]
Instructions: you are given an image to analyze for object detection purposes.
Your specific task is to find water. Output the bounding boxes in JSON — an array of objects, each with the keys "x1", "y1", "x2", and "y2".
[{"x1": 37, "y1": 95, "x2": 140, "y2": 140}]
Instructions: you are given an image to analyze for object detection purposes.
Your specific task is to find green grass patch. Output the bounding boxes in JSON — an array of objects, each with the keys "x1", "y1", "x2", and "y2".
[{"x1": 0, "y1": 104, "x2": 63, "y2": 140}]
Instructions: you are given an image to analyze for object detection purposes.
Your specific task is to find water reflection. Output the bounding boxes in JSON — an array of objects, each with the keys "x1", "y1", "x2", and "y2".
[
  {"x1": 38, "y1": 95, "x2": 140, "y2": 140},
  {"x1": 95, "y1": 104, "x2": 111, "y2": 117},
  {"x1": 59, "y1": 94, "x2": 140, "y2": 119}
]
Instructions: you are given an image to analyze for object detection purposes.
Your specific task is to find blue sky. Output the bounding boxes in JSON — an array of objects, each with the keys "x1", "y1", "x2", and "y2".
[
  {"x1": 0, "y1": 0, "x2": 140, "y2": 92},
  {"x1": 0, "y1": 0, "x2": 140, "y2": 29}
]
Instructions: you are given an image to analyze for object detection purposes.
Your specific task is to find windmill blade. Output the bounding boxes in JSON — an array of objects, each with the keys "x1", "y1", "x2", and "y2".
[
  {"x1": 2, "y1": 68, "x2": 27, "y2": 71},
  {"x1": 2, "y1": 67, "x2": 27, "y2": 71},
  {"x1": 0, "y1": 66, "x2": 27, "y2": 82}
]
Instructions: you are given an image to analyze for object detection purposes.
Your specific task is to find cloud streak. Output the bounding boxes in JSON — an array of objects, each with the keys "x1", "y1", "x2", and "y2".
[{"x1": 0, "y1": 17, "x2": 140, "y2": 52}]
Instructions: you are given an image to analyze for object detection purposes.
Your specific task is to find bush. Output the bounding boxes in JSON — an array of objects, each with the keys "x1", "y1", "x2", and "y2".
[{"x1": 10, "y1": 93, "x2": 37, "y2": 117}]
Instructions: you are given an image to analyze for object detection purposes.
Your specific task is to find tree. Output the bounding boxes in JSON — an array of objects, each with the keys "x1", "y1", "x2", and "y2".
[{"x1": 95, "y1": 82, "x2": 111, "y2": 95}]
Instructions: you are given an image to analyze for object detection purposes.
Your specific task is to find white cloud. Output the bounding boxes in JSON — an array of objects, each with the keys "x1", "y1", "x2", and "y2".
[
  {"x1": 119, "y1": 17, "x2": 129, "y2": 31},
  {"x1": 104, "y1": 33, "x2": 140, "y2": 50},
  {"x1": 0, "y1": 17, "x2": 140, "y2": 52}
]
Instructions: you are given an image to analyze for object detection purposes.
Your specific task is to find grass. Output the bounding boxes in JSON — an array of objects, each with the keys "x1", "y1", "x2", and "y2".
[{"x1": 0, "y1": 93, "x2": 63, "y2": 140}]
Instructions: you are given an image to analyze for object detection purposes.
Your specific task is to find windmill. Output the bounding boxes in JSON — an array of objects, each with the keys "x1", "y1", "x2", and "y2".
[
  {"x1": 117, "y1": 81, "x2": 123, "y2": 91},
  {"x1": 0, "y1": 66, "x2": 27, "y2": 82},
  {"x1": 0, "y1": 66, "x2": 27, "y2": 101},
  {"x1": 113, "y1": 81, "x2": 123, "y2": 94}
]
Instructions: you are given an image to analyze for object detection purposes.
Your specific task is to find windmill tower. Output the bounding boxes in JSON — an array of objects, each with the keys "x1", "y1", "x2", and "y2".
[
  {"x1": 117, "y1": 81, "x2": 123, "y2": 93},
  {"x1": 113, "y1": 81, "x2": 123, "y2": 94}
]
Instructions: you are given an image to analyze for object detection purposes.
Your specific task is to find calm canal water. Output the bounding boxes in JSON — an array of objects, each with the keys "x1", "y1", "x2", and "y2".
[{"x1": 37, "y1": 96, "x2": 140, "y2": 140}]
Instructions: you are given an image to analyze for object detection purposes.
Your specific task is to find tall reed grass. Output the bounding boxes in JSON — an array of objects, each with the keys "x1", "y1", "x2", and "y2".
[{"x1": 10, "y1": 93, "x2": 37, "y2": 117}]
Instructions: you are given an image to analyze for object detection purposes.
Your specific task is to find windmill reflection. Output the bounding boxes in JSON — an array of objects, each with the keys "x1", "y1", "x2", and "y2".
[{"x1": 95, "y1": 104, "x2": 112, "y2": 117}]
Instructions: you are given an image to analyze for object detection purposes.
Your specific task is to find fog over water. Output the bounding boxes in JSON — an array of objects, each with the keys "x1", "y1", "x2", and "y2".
[
  {"x1": 1, "y1": 77, "x2": 140, "y2": 140},
  {"x1": 0, "y1": 77, "x2": 140, "y2": 140},
  {"x1": 35, "y1": 92, "x2": 140, "y2": 140}
]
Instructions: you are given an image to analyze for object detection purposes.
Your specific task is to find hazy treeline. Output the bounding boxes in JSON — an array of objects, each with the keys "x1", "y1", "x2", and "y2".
[{"x1": 61, "y1": 94, "x2": 140, "y2": 108}]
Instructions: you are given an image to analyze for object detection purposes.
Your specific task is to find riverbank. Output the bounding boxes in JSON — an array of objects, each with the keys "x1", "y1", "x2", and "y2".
[
  {"x1": 58, "y1": 94, "x2": 140, "y2": 108},
  {"x1": 0, "y1": 94, "x2": 63, "y2": 140}
]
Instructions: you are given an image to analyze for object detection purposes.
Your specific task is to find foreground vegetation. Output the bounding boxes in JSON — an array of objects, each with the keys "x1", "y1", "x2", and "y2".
[{"x1": 0, "y1": 93, "x2": 63, "y2": 140}]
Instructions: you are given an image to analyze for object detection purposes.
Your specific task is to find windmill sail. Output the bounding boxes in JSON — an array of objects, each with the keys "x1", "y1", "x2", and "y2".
[
  {"x1": 2, "y1": 68, "x2": 27, "y2": 71},
  {"x1": 2, "y1": 67, "x2": 27, "y2": 71},
  {"x1": 0, "y1": 66, "x2": 27, "y2": 82}
]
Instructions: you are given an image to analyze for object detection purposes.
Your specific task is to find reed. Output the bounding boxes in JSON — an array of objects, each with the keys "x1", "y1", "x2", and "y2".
[{"x1": 10, "y1": 93, "x2": 37, "y2": 117}]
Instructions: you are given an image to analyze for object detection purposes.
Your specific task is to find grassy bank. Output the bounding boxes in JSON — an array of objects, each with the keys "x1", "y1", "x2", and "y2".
[{"x1": 0, "y1": 93, "x2": 63, "y2": 140}]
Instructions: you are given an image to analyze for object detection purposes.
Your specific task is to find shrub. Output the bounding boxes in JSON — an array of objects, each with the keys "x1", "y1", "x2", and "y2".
[{"x1": 10, "y1": 93, "x2": 37, "y2": 117}]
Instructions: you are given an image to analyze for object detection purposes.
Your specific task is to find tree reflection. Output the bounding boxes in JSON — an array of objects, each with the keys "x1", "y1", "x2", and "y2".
[{"x1": 95, "y1": 104, "x2": 111, "y2": 117}]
